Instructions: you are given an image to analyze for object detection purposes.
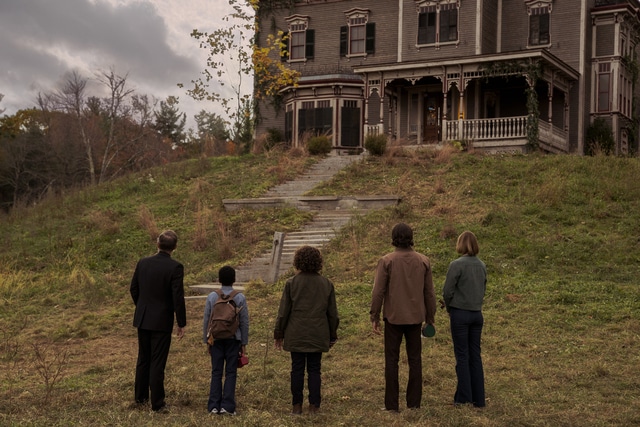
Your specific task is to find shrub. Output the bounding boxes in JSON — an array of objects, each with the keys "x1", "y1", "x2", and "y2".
[
  {"x1": 266, "y1": 128, "x2": 284, "y2": 150},
  {"x1": 307, "y1": 135, "x2": 332, "y2": 155},
  {"x1": 586, "y1": 117, "x2": 615, "y2": 156},
  {"x1": 365, "y1": 134, "x2": 387, "y2": 156}
]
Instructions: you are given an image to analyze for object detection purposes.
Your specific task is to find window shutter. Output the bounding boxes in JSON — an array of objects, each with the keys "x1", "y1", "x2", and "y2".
[
  {"x1": 281, "y1": 31, "x2": 289, "y2": 62},
  {"x1": 340, "y1": 26, "x2": 348, "y2": 56},
  {"x1": 305, "y1": 29, "x2": 315, "y2": 59},
  {"x1": 366, "y1": 23, "x2": 375, "y2": 54}
]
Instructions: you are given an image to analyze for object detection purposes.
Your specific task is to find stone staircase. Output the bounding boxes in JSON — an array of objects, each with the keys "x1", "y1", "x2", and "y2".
[{"x1": 188, "y1": 152, "x2": 398, "y2": 297}]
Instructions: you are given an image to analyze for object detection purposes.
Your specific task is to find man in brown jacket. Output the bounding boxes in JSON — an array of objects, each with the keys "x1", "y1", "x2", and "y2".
[{"x1": 370, "y1": 223, "x2": 436, "y2": 412}]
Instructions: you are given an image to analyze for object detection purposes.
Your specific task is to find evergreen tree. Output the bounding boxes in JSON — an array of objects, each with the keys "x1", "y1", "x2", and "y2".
[{"x1": 154, "y1": 96, "x2": 186, "y2": 144}]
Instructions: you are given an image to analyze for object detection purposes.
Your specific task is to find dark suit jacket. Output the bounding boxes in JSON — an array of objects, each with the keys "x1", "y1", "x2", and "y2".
[{"x1": 130, "y1": 251, "x2": 187, "y2": 333}]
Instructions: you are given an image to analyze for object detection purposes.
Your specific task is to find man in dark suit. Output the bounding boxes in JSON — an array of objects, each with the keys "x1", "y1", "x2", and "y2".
[{"x1": 130, "y1": 230, "x2": 187, "y2": 412}]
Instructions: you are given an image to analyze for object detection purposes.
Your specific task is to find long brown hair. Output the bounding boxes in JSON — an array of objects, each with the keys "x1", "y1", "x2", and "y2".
[{"x1": 456, "y1": 231, "x2": 479, "y2": 256}]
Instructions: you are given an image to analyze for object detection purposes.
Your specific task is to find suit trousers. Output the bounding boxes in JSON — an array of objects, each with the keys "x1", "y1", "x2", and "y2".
[
  {"x1": 449, "y1": 307, "x2": 485, "y2": 407},
  {"x1": 383, "y1": 321, "x2": 422, "y2": 410},
  {"x1": 135, "y1": 328, "x2": 172, "y2": 411}
]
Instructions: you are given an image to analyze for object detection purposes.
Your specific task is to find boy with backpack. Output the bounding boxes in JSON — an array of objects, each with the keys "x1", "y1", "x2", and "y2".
[{"x1": 202, "y1": 266, "x2": 249, "y2": 416}]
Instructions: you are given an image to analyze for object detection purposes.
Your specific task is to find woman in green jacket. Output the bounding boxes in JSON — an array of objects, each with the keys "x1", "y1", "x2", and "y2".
[
  {"x1": 443, "y1": 231, "x2": 487, "y2": 408},
  {"x1": 274, "y1": 246, "x2": 339, "y2": 415}
]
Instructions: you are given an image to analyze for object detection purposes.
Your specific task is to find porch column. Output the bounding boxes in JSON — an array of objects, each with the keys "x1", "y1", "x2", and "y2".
[
  {"x1": 380, "y1": 88, "x2": 385, "y2": 126},
  {"x1": 548, "y1": 81, "x2": 553, "y2": 124},
  {"x1": 564, "y1": 91, "x2": 569, "y2": 132},
  {"x1": 388, "y1": 94, "x2": 394, "y2": 139},
  {"x1": 363, "y1": 73, "x2": 370, "y2": 132},
  {"x1": 443, "y1": 92, "x2": 448, "y2": 120},
  {"x1": 458, "y1": 91, "x2": 465, "y2": 138}
]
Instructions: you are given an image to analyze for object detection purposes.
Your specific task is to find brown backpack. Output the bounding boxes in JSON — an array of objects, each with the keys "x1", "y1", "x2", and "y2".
[{"x1": 206, "y1": 290, "x2": 243, "y2": 345}]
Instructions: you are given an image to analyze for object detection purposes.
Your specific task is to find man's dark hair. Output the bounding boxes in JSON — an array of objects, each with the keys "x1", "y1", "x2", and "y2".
[
  {"x1": 293, "y1": 246, "x2": 323, "y2": 273},
  {"x1": 218, "y1": 265, "x2": 236, "y2": 286},
  {"x1": 391, "y1": 223, "x2": 414, "y2": 248},
  {"x1": 157, "y1": 230, "x2": 178, "y2": 252}
]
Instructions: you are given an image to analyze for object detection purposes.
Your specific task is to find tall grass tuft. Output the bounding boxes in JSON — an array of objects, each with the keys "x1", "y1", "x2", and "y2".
[{"x1": 137, "y1": 204, "x2": 158, "y2": 242}]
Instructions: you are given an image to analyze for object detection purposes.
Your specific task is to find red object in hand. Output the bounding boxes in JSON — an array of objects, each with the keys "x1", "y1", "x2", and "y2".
[{"x1": 238, "y1": 353, "x2": 249, "y2": 368}]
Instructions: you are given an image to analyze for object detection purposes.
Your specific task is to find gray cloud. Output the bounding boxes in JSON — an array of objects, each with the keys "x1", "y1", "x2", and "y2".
[{"x1": 0, "y1": 0, "x2": 247, "y2": 129}]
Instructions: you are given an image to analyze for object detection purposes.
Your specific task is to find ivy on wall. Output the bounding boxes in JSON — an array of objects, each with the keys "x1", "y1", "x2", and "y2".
[{"x1": 482, "y1": 60, "x2": 542, "y2": 150}]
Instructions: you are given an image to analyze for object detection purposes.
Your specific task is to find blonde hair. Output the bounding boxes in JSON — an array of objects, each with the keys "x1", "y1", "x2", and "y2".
[{"x1": 456, "y1": 231, "x2": 479, "y2": 256}]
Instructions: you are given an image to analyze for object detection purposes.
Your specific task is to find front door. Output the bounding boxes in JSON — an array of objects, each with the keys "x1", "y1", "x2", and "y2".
[{"x1": 423, "y1": 93, "x2": 442, "y2": 143}]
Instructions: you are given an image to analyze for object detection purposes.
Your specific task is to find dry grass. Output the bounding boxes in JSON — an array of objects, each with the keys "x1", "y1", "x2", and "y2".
[
  {"x1": 137, "y1": 204, "x2": 159, "y2": 242},
  {"x1": 2, "y1": 151, "x2": 640, "y2": 426}
]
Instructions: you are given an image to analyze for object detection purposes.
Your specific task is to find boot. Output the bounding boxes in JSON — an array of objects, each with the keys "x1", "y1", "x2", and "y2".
[
  {"x1": 291, "y1": 404, "x2": 302, "y2": 415},
  {"x1": 308, "y1": 404, "x2": 319, "y2": 414}
]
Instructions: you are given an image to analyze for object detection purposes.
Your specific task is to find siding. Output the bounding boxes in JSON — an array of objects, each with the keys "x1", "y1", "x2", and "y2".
[
  {"x1": 482, "y1": 0, "x2": 498, "y2": 55},
  {"x1": 596, "y1": 24, "x2": 615, "y2": 57}
]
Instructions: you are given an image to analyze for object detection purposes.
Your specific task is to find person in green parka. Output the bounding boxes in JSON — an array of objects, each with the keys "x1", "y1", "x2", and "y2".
[{"x1": 274, "y1": 246, "x2": 339, "y2": 416}]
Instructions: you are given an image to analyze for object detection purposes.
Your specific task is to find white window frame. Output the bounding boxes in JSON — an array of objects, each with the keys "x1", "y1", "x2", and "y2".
[
  {"x1": 285, "y1": 15, "x2": 310, "y2": 63},
  {"x1": 344, "y1": 8, "x2": 370, "y2": 57}
]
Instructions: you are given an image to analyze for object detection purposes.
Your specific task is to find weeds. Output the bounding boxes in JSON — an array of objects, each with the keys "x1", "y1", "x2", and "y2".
[
  {"x1": 1, "y1": 150, "x2": 640, "y2": 425},
  {"x1": 31, "y1": 342, "x2": 70, "y2": 405}
]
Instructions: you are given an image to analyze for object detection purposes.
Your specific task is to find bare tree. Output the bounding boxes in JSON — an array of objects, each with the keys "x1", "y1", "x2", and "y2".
[
  {"x1": 0, "y1": 93, "x2": 5, "y2": 115},
  {"x1": 95, "y1": 68, "x2": 134, "y2": 184},
  {"x1": 40, "y1": 71, "x2": 97, "y2": 185}
]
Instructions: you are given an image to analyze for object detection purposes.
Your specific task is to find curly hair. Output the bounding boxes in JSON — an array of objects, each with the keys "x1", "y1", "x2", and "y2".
[{"x1": 293, "y1": 246, "x2": 323, "y2": 273}]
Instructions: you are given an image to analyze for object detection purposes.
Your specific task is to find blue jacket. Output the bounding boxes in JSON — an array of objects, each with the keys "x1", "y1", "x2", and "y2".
[{"x1": 202, "y1": 286, "x2": 249, "y2": 346}]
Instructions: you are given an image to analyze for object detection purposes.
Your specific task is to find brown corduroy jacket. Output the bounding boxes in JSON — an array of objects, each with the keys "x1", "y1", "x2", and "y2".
[{"x1": 370, "y1": 247, "x2": 436, "y2": 325}]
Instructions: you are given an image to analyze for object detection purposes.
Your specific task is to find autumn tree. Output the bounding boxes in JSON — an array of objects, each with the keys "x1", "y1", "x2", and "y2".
[
  {"x1": 39, "y1": 68, "x2": 172, "y2": 185},
  {"x1": 0, "y1": 110, "x2": 50, "y2": 207},
  {"x1": 181, "y1": 0, "x2": 299, "y2": 149}
]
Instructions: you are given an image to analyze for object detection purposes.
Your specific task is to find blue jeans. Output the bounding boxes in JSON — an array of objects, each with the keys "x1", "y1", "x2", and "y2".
[
  {"x1": 449, "y1": 308, "x2": 485, "y2": 407},
  {"x1": 208, "y1": 339, "x2": 241, "y2": 413},
  {"x1": 290, "y1": 352, "x2": 322, "y2": 407}
]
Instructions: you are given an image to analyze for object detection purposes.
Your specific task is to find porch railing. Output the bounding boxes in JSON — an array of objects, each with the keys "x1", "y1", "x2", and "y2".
[
  {"x1": 365, "y1": 124, "x2": 384, "y2": 137},
  {"x1": 443, "y1": 116, "x2": 569, "y2": 152},
  {"x1": 538, "y1": 119, "x2": 569, "y2": 152},
  {"x1": 444, "y1": 116, "x2": 528, "y2": 141}
]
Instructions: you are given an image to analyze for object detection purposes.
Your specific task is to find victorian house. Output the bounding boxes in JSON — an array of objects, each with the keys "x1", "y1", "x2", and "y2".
[{"x1": 255, "y1": 0, "x2": 640, "y2": 155}]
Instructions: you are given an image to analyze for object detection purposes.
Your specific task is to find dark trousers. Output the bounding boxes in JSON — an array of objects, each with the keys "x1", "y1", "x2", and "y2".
[
  {"x1": 290, "y1": 352, "x2": 322, "y2": 407},
  {"x1": 208, "y1": 339, "x2": 241, "y2": 413},
  {"x1": 135, "y1": 328, "x2": 171, "y2": 411},
  {"x1": 383, "y1": 321, "x2": 423, "y2": 410},
  {"x1": 449, "y1": 308, "x2": 485, "y2": 407}
]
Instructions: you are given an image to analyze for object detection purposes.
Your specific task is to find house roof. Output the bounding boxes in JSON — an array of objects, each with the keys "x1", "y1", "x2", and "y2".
[{"x1": 353, "y1": 49, "x2": 580, "y2": 82}]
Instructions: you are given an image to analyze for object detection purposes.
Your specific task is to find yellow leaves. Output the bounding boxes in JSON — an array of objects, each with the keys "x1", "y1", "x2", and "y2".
[{"x1": 252, "y1": 37, "x2": 300, "y2": 99}]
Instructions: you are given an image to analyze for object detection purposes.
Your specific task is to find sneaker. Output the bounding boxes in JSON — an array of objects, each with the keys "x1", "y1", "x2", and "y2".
[
  {"x1": 291, "y1": 403, "x2": 302, "y2": 415},
  {"x1": 220, "y1": 408, "x2": 237, "y2": 416},
  {"x1": 209, "y1": 408, "x2": 219, "y2": 415}
]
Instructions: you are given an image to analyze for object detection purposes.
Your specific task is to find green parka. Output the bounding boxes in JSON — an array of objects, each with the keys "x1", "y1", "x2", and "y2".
[{"x1": 274, "y1": 272, "x2": 339, "y2": 353}]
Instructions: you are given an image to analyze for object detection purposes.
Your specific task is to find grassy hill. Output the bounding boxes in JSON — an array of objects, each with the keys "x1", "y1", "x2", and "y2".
[{"x1": 1, "y1": 147, "x2": 639, "y2": 426}]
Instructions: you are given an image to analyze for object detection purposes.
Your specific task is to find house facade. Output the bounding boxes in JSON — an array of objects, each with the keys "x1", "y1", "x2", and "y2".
[{"x1": 255, "y1": 0, "x2": 640, "y2": 155}]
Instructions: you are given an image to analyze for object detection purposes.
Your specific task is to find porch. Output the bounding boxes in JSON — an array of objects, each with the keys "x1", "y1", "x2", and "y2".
[{"x1": 366, "y1": 116, "x2": 569, "y2": 153}]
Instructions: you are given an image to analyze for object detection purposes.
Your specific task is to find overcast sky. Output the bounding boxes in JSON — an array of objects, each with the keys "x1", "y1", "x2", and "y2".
[{"x1": 0, "y1": 0, "x2": 248, "y2": 130}]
